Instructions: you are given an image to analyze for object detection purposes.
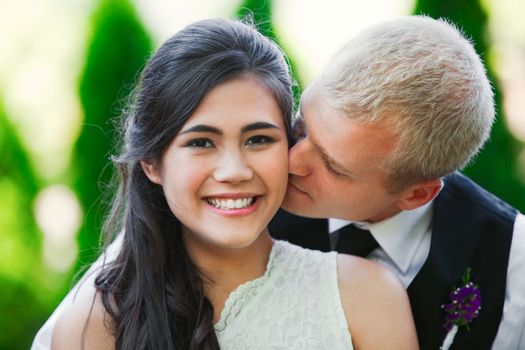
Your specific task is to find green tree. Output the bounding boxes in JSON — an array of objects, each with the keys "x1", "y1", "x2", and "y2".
[
  {"x1": 0, "y1": 101, "x2": 45, "y2": 349},
  {"x1": 73, "y1": 0, "x2": 152, "y2": 270},
  {"x1": 413, "y1": 0, "x2": 525, "y2": 211}
]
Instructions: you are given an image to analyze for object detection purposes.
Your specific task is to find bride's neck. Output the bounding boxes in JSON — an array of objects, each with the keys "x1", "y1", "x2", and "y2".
[{"x1": 183, "y1": 230, "x2": 274, "y2": 321}]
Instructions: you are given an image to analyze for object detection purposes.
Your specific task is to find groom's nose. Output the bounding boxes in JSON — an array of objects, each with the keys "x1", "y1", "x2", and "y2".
[{"x1": 288, "y1": 138, "x2": 311, "y2": 177}]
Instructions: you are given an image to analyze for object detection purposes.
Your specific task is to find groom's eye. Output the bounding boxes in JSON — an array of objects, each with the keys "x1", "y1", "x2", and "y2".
[{"x1": 325, "y1": 160, "x2": 347, "y2": 177}]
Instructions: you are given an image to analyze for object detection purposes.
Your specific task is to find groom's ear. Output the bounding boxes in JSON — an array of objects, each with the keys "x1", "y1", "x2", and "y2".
[{"x1": 395, "y1": 178, "x2": 443, "y2": 211}]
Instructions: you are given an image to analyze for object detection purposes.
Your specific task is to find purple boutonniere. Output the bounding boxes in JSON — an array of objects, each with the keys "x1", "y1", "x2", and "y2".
[{"x1": 440, "y1": 268, "x2": 482, "y2": 350}]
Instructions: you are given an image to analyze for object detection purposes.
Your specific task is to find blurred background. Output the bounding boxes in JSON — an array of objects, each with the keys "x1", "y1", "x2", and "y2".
[{"x1": 1, "y1": 0, "x2": 524, "y2": 348}]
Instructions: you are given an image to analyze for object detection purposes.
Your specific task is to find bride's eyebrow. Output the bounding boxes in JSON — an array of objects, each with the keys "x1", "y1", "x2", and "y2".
[
  {"x1": 179, "y1": 124, "x2": 222, "y2": 135},
  {"x1": 179, "y1": 122, "x2": 280, "y2": 136},
  {"x1": 241, "y1": 122, "x2": 280, "y2": 133}
]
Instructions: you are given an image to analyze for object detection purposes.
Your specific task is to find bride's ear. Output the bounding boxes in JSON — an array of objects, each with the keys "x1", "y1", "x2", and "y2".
[
  {"x1": 396, "y1": 178, "x2": 443, "y2": 211},
  {"x1": 141, "y1": 160, "x2": 162, "y2": 185}
]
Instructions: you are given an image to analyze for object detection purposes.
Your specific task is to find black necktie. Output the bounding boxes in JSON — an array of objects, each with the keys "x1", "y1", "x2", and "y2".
[{"x1": 334, "y1": 224, "x2": 379, "y2": 257}]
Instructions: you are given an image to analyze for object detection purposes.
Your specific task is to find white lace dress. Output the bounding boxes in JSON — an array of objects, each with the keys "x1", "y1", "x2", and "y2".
[{"x1": 214, "y1": 240, "x2": 354, "y2": 349}]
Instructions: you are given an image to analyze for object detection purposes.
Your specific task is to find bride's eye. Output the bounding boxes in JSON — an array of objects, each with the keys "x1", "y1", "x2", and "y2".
[
  {"x1": 246, "y1": 135, "x2": 275, "y2": 146},
  {"x1": 186, "y1": 138, "x2": 214, "y2": 148}
]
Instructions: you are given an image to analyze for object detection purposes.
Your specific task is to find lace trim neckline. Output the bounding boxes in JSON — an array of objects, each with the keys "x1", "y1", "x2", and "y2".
[{"x1": 214, "y1": 240, "x2": 284, "y2": 332}]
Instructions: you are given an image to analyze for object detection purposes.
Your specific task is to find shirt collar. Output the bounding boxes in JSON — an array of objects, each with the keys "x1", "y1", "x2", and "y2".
[
  {"x1": 329, "y1": 218, "x2": 353, "y2": 232},
  {"x1": 329, "y1": 202, "x2": 433, "y2": 273}
]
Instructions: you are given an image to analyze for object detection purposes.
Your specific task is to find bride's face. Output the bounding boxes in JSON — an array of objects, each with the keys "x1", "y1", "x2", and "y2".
[{"x1": 142, "y1": 75, "x2": 289, "y2": 249}]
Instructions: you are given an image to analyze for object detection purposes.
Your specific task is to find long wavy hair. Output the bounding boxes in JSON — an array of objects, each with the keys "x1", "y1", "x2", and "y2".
[{"x1": 94, "y1": 18, "x2": 293, "y2": 349}]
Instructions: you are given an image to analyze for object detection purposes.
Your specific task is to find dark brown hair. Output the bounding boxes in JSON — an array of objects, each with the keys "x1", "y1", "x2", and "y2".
[{"x1": 94, "y1": 18, "x2": 292, "y2": 349}]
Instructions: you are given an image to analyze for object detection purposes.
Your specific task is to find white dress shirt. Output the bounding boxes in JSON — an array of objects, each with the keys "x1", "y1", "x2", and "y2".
[{"x1": 329, "y1": 202, "x2": 525, "y2": 349}]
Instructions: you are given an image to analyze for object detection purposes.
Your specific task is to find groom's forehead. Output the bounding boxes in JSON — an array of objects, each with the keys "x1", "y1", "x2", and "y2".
[
  {"x1": 300, "y1": 83, "x2": 319, "y2": 106},
  {"x1": 299, "y1": 84, "x2": 326, "y2": 120}
]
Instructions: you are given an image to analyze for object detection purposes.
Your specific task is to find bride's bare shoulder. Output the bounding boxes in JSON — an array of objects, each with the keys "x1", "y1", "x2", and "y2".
[
  {"x1": 51, "y1": 287, "x2": 115, "y2": 350},
  {"x1": 336, "y1": 254, "x2": 418, "y2": 349},
  {"x1": 336, "y1": 253, "x2": 404, "y2": 293}
]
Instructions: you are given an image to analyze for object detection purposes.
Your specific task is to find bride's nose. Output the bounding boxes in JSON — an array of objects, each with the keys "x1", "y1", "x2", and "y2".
[{"x1": 213, "y1": 150, "x2": 254, "y2": 184}]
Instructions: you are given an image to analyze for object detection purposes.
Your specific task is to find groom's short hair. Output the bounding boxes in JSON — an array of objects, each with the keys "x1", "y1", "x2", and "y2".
[{"x1": 322, "y1": 16, "x2": 495, "y2": 192}]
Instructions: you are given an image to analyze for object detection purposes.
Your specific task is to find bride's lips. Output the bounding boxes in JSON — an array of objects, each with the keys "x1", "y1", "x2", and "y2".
[{"x1": 204, "y1": 193, "x2": 261, "y2": 216}]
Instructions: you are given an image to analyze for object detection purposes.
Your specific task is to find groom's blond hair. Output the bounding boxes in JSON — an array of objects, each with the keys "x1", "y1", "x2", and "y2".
[{"x1": 322, "y1": 16, "x2": 494, "y2": 192}]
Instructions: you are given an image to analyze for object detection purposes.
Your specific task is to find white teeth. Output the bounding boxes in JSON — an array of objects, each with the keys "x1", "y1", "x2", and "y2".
[
  {"x1": 235, "y1": 199, "x2": 243, "y2": 209},
  {"x1": 207, "y1": 197, "x2": 255, "y2": 210}
]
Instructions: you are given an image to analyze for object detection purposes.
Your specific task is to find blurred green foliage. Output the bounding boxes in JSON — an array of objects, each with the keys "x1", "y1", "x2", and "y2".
[
  {"x1": 414, "y1": 0, "x2": 525, "y2": 211},
  {"x1": 73, "y1": 0, "x2": 153, "y2": 271},
  {"x1": 0, "y1": 0, "x2": 153, "y2": 347},
  {"x1": 0, "y1": 102, "x2": 48, "y2": 349},
  {"x1": 0, "y1": 277, "x2": 50, "y2": 350}
]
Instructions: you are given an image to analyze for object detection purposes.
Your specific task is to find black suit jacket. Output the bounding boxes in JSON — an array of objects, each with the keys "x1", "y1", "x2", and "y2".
[{"x1": 268, "y1": 173, "x2": 516, "y2": 350}]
